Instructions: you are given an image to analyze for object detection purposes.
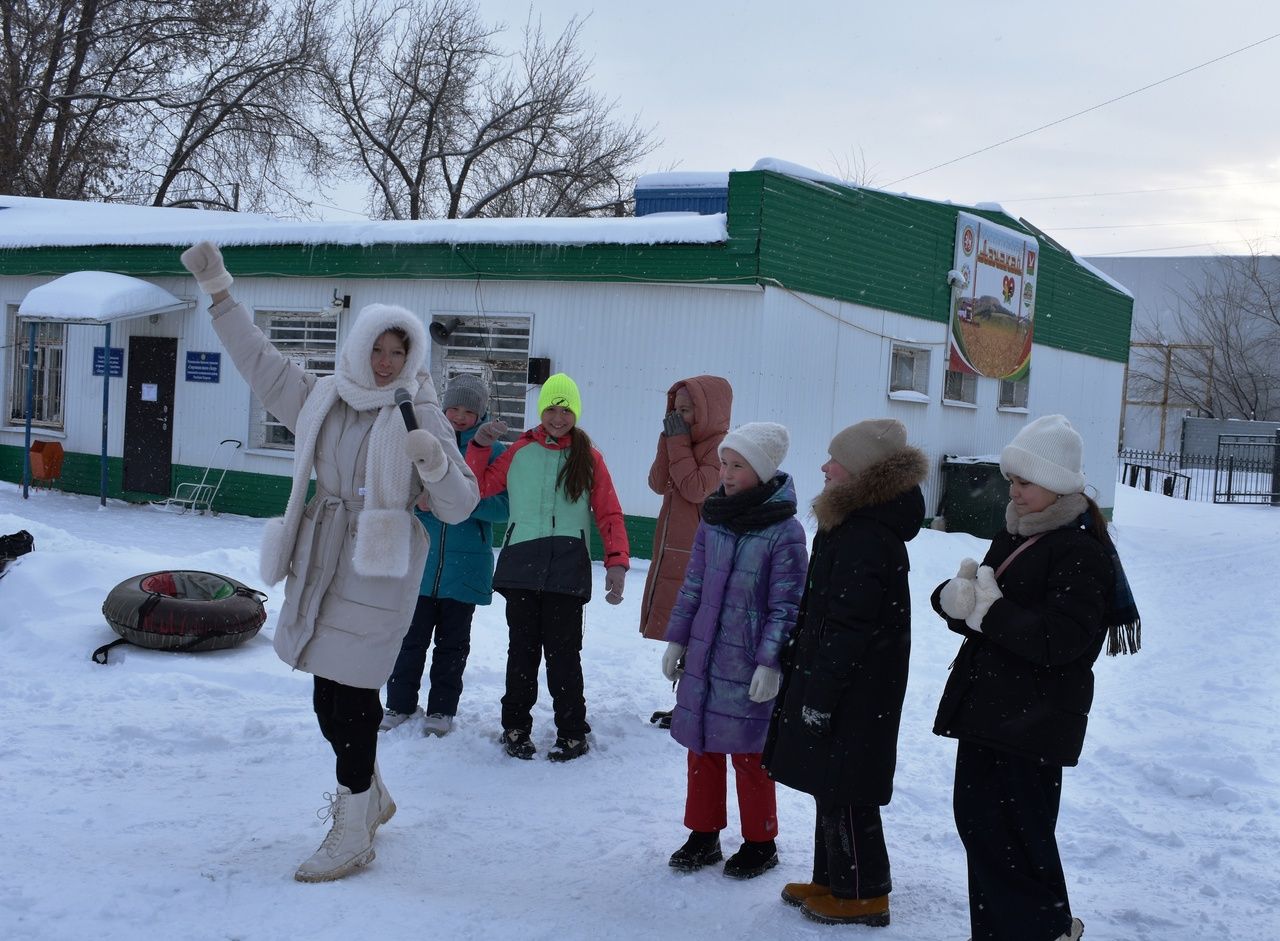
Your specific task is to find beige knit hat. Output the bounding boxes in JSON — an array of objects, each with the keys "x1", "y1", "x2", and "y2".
[
  {"x1": 999, "y1": 414, "x2": 1086, "y2": 494},
  {"x1": 719, "y1": 422, "x2": 789, "y2": 482},
  {"x1": 828, "y1": 418, "x2": 907, "y2": 476}
]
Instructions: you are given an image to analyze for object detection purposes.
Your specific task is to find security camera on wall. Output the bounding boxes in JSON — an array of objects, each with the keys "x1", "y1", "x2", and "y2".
[{"x1": 429, "y1": 317, "x2": 464, "y2": 343}]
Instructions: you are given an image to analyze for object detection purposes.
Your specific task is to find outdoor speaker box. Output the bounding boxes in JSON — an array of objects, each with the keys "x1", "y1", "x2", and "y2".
[{"x1": 527, "y1": 357, "x2": 551, "y2": 384}]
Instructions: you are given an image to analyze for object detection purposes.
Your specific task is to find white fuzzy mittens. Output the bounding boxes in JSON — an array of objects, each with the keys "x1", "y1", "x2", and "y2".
[{"x1": 940, "y1": 557, "x2": 1003, "y2": 631}]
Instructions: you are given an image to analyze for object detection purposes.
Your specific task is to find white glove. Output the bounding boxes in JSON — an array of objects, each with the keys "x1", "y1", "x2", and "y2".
[
  {"x1": 966, "y1": 565, "x2": 1003, "y2": 631},
  {"x1": 748, "y1": 664, "x2": 781, "y2": 703},
  {"x1": 405, "y1": 428, "x2": 448, "y2": 484},
  {"x1": 662, "y1": 642, "x2": 685, "y2": 682},
  {"x1": 604, "y1": 565, "x2": 625, "y2": 605},
  {"x1": 180, "y1": 241, "x2": 233, "y2": 295}
]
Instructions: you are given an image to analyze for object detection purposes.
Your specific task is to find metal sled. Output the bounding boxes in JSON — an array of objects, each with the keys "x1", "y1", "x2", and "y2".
[{"x1": 154, "y1": 439, "x2": 242, "y2": 515}]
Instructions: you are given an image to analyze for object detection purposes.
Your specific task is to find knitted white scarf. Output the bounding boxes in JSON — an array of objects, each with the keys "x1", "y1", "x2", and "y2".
[{"x1": 258, "y1": 304, "x2": 427, "y2": 586}]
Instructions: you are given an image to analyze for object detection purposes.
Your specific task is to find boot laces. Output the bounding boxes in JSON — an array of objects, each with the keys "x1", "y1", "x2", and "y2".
[{"x1": 314, "y1": 791, "x2": 347, "y2": 856}]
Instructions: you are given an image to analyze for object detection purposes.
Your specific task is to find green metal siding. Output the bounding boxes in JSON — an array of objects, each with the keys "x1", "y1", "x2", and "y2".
[
  {"x1": 0, "y1": 169, "x2": 1131, "y2": 361},
  {"x1": 747, "y1": 170, "x2": 1132, "y2": 363}
]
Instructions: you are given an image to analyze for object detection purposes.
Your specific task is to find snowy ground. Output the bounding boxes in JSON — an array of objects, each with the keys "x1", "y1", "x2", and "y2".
[{"x1": 1, "y1": 483, "x2": 1277, "y2": 940}]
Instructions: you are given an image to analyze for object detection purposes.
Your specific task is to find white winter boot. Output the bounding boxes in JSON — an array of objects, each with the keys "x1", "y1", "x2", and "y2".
[
  {"x1": 294, "y1": 786, "x2": 375, "y2": 883},
  {"x1": 1054, "y1": 917, "x2": 1084, "y2": 940},
  {"x1": 367, "y1": 764, "x2": 396, "y2": 835}
]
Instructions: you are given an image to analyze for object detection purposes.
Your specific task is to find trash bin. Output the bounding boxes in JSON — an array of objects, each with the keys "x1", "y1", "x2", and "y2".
[
  {"x1": 29, "y1": 440, "x2": 65, "y2": 484},
  {"x1": 939, "y1": 457, "x2": 1007, "y2": 539}
]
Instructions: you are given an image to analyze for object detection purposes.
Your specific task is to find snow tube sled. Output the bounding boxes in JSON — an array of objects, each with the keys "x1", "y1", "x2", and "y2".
[{"x1": 95, "y1": 571, "x2": 267, "y2": 664}]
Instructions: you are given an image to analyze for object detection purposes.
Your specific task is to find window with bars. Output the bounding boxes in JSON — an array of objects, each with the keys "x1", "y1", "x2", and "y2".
[
  {"x1": 6, "y1": 306, "x2": 66, "y2": 428},
  {"x1": 943, "y1": 369, "x2": 978, "y2": 405},
  {"x1": 889, "y1": 344, "x2": 930, "y2": 396},
  {"x1": 251, "y1": 308, "x2": 338, "y2": 449},
  {"x1": 430, "y1": 315, "x2": 531, "y2": 441},
  {"x1": 999, "y1": 378, "x2": 1030, "y2": 409}
]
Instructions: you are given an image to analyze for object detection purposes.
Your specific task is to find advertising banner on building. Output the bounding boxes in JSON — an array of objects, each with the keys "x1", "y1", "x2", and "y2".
[{"x1": 948, "y1": 211, "x2": 1038, "y2": 381}]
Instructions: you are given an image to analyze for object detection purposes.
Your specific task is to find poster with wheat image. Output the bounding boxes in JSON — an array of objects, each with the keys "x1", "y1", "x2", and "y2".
[{"x1": 948, "y1": 212, "x2": 1038, "y2": 381}]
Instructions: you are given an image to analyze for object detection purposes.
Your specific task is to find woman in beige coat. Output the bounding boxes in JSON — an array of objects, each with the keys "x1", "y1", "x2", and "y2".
[
  {"x1": 639, "y1": 376, "x2": 732, "y2": 727},
  {"x1": 181, "y1": 241, "x2": 479, "y2": 883}
]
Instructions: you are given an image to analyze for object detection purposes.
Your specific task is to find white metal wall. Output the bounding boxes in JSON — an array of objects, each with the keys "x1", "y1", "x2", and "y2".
[{"x1": 1, "y1": 272, "x2": 1124, "y2": 516}]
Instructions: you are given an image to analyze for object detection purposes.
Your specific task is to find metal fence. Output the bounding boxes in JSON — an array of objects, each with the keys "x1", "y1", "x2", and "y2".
[{"x1": 1118, "y1": 439, "x2": 1280, "y2": 505}]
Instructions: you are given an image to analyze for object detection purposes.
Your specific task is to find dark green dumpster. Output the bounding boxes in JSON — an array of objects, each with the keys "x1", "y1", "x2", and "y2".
[{"x1": 939, "y1": 457, "x2": 1008, "y2": 539}]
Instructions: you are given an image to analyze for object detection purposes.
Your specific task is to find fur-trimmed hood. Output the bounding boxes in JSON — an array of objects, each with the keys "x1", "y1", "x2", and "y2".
[{"x1": 813, "y1": 445, "x2": 928, "y2": 537}]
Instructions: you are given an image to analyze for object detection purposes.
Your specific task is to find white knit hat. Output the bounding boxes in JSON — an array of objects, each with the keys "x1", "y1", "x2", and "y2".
[
  {"x1": 719, "y1": 422, "x2": 789, "y2": 482},
  {"x1": 999, "y1": 414, "x2": 1086, "y2": 494}
]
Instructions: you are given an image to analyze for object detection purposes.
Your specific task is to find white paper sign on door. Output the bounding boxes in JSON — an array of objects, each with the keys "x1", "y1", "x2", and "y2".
[{"x1": 141, "y1": 383, "x2": 158, "y2": 402}]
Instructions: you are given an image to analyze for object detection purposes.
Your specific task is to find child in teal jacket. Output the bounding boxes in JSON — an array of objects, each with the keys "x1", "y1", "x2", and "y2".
[{"x1": 382, "y1": 374, "x2": 508, "y2": 736}]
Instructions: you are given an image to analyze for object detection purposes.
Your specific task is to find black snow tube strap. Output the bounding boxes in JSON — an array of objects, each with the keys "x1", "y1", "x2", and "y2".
[{"x1": 92, "y1": 638, "x2": 129, "y2": 664}]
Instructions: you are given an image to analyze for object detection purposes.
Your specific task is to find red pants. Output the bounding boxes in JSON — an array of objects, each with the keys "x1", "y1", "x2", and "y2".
[{"x1": 684, "y1": 750, "x2": 778, "y2": 842}]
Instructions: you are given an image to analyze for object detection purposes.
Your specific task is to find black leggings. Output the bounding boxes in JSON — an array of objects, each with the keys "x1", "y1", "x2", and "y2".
[{"x1": 312, "y1": 676, "x2": 382, "y2": 793}]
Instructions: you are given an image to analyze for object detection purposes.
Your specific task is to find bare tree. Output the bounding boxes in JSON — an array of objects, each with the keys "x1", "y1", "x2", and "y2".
[
  {"x1": 317, "y1": 0, "x2": 655, "y2": 220},
  {"x1": 1, "y1": 0, "x2": 334, "y2": 213},
  {"x1": 1131, "y1": 248, "x2": 1280, "y2": 422}
]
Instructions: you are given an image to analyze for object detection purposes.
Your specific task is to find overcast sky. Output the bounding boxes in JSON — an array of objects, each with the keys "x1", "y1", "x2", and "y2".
[{"x1": 314, "y1": 1, "x2": 1280, "y2": 259}]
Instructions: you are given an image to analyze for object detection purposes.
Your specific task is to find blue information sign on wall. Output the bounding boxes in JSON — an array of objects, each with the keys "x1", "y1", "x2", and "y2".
[
  {"x1": 185, "y1": 351, "x2": 221, "y2": 383},
  {"x1": 93, "y1": 347, "x2": 124, "y2": 377}
]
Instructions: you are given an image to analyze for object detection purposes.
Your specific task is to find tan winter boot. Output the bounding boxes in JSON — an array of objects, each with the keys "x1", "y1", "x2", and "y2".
[
  {"x1": 781, "y1": 882, "x2": 831, "y2": 907},
  {"x1": 801, "y1": 893, "x2": 890, "y2": 927},
  {"x1": 367, "y1": 764, "x2": 396, "y2": 835},
  {"x1": 294, "y1": 786, "x2": 375, "y2": 883}
]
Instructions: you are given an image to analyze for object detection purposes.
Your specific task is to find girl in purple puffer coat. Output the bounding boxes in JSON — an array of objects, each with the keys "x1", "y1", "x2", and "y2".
[{"x1": 660, "y1": 422, "x2": 808, "y2": 880}]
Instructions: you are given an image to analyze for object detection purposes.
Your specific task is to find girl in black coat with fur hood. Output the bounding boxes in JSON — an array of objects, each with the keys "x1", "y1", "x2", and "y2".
[
  {"x1": 763, "y1": 419, "x2": 926, "y2": 928},
  {"x1": 933, "y1": 414, "x2": 1139, "y2": 941}
]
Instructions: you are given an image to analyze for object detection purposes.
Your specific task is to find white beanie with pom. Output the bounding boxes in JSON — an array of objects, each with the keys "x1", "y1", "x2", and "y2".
[{"x1": 999, "y1": 414, "x2": 1086, "y2": 495}]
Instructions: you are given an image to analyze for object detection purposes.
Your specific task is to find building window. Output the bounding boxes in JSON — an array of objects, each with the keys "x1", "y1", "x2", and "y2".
[
  {"x1": 6, "y1": 307, "x2": 66, "y2": 429},
  {"x1": 251, "y1": 308, "x2": 338, "y2": 449},
  {"x1": 889, "y1": 344, "x2": 930, "y2": 396},
  {"x1": 943, "y1": 369, "x2": 977, "y2": 405},
  {"x1": 432, "y1": 315, "x2": 531, "y2": 440},
  {"x1": 999, "y1": 378, "x2": 1029, "y2": 410}
]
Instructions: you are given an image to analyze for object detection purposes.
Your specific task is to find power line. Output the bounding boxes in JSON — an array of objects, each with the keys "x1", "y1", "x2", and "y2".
[
  {"x1": 887, "y1": 31, "x2": 1280, "y2": 187},
  {"x1": 998, "y1": 177, "x2": 1280, "y2": 203},
  {"x1": 1054, "y1": 217, "x2": 1275, "y2": 231},
  {"x1": 1089, "y1": 235, "x2": 1280, "y2": 256}
]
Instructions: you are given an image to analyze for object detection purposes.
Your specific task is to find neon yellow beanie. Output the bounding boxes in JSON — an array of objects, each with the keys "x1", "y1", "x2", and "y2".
[{"x1": 537, "y1": 372, "x2": 582, "y2": 419}]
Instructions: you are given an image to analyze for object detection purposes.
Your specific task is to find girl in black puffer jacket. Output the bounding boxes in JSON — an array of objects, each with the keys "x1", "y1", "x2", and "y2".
[{"x1": 933, "y1": 414, "x2": 1139, "y2": 941}]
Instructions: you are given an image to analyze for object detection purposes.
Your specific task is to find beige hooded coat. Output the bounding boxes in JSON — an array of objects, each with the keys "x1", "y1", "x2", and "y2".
[
  {"x1": 638, "y1": 375, "x2": 733, "y2": 641},
  {"x1": 210, "y1": 298, "x2": 478, "y2": 688}
]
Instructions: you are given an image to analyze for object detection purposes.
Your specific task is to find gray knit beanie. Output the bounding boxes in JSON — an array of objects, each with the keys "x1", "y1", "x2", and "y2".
[
  {"x1": 441, "y1": 374, "x2": 489, "y2": 415},
  {"x1": 828, "y1": 418, "x2": 907, "y2": 476}
]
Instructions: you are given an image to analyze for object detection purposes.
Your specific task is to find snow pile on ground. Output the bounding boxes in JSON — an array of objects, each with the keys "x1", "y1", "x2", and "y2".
[{"x1": 0, "y1": 484, "x2": 1276, "y2": 940}]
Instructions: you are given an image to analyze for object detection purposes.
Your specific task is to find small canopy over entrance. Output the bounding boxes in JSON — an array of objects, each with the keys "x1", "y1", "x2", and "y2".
[{"x1": 16, "y1": 272, "x2": 194, "y2": 504}]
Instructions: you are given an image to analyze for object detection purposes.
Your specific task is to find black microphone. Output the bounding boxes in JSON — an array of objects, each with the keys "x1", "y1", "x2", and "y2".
[{"x1": 393, "y1": 388, "x2": 418, "y2": 432}]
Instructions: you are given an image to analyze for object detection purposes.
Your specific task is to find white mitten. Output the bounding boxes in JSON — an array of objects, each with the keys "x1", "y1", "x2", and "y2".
[
  {"x1": 748, "y1": 664, "x2": 782, "y2": 703},
  {"x1": 405, "y1": 428, "x2": 448, "y2": 484},
  {"x1": 661, "y1": 642, "x2": 686, "y2": 682},
  {"x1": 180, "y1": 241, "x2": 233, "y2": 295},
  {"x1": 940, "y1": 575, "x2": 977, "y2": 621},
  {"x1": 966, "y1": 565, "x2": 1003, "y2": 631}
]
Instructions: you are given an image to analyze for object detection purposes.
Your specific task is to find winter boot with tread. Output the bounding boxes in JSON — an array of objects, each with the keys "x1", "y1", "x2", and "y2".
[
  {"x1": 723, "y1": 838, "x2": 778, "y2": 880},
  {"x1": 781, "y1": 882, "x2": 831, "y2": 906},
  {"x1": 801, "y1": 893, "x2": 890, "y2": 927},
  {"x1": 294, "y1": 785, "x2": 375, "y2": 883},
  {"x1": 668, "y1": 829, "x2": 723, "y2": 871}
]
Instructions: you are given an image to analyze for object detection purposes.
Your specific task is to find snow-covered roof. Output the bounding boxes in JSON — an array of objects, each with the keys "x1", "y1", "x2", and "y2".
[
  {"x1": 0, "y1": 194, "x2": 727, "y2": 250},
  {"x1": 17, "y1": 271, "x2": 194, "y2": 323}
]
